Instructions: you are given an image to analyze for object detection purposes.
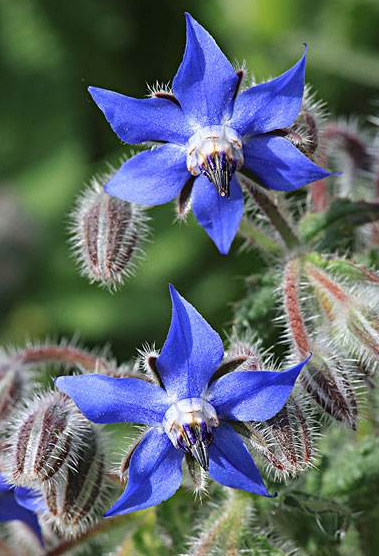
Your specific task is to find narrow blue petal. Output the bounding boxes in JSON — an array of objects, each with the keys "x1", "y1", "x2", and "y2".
[
  {"x1": 243, "y1": 135, "x2": 334, "y2": 191},
  {"x1": 209, "y1": 423, "x2": 271, "y2": 496},
  {"x1": 104, "y1": 428, "x2": 183, "y2": 516},
  {"x1": 208, "y1": 357, "x2": 310, "y2": 421},
  {"x1": 88, "y1": 87, "x2": 193, "y2": 145},
  {"x1": 15, "y1": 488, "x2": 47, "y2": 514},
  {"x1": 173, "y1": 13, "x2": 238, "y2": 126},
  {"x1": 191, "y1": 175, "x2": 244, "y2": 255},
  {"x1": 55, "y1": 374, "x2": 169, "y2": 425},
  {"x1": 231, "y1": 48, "x2": 306, "y2": 136},
  {"x1": 105, "y1": 144, "x2": 189, "y2": 205},
  {"x1": 156, "y1": 285, "x2": 224, "y2": 399},
  {"x1": 0, "y1": 491, "x2": 43, "y2": 545}
]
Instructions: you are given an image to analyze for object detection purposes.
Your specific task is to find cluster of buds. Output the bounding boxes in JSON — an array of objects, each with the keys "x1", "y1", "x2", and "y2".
[
  {"x1": 280, "y1": 253, "x2": 379, "y2": 429},
  {"x1": 70, "y1": 171, "x2": 149, "y2": 290},
  {"x1": 0, "y1": 341, "x2": 126, "y2": 549},
  {"x1": 1, "y1": 389, "x2": 113, "y2": 540}
]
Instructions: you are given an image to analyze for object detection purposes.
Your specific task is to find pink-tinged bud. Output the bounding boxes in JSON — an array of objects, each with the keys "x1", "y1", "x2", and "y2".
[
  {"x1": 0, "y1": 359, "x2": 30, "y2": 422},
  {"x1": 282, "y1": 258, "x2": 359, "y2": 428},
  {"x1": 225, "y1": 336, "x2": 316, "y2": 479},
  {"x1": 42, "y1": 427, "x2": 112, "y2": 538},
  {"x1": 70, "y1": 175, "x2": 149, "y2": 290},
  {"x1": 3, "y1": 391, "x2": 93, "y2": 487},
  {"x1": 236, "y1": 392, "x2": 316, "y2": 480},
  {"x1": 305, "y1": 260, "x2": 379, "y2": 369},
  {"x1": 283, "y1": 259, "x2": 312, "y2": 359}
]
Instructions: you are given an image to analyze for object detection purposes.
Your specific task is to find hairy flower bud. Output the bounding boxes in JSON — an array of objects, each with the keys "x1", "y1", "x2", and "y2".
[
  {"x1": 282, "y1": 258, "x2": 360, "y2": 428},
  {"x1": 220, "y1": 335, "x2": 316, "y2": 479},
  {"x1": 304, "y1": 259, "x2": 379, "y2": 370},
  {"x1": 70, "y1": 174, "x2": 149, "y2": 290},
  {"x1": 3, "y1": 391, "x2": 93, "y2": 487},
  {"x1": 42, "y1": 427, "x2": 112, "y2": 537},
  {"x1": 0, "y1": 359, "x2": 30, "y2": 423},
  {"x1": 235, "y1": 392, "x2": 316, "y2": 480}
]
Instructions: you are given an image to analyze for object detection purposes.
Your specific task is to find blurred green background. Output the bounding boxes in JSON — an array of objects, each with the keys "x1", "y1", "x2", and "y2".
[{"x1": 1, "y1": 0, "x2": 379, "y2": 362}]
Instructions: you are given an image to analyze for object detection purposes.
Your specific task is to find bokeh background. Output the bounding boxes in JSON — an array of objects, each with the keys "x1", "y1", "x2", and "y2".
[{"x1": 1, "y1": 0, "x2": 379, "y2": 361}]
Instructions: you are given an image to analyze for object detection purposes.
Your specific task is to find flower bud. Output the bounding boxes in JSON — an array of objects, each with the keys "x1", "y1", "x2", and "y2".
[
  {"x1": 42, "y1": 427, "x2": 112, "y2": 537},
  {"x1": 304, "y1": 259, "x2": 379, "y2": 370},
  {"x1": 0, "y1": 358, "x2": 30, "y2": 423},
  {"x1": 3, "y1": 391, "x2": 93, "y2": 487},
  {"x1": 282, "y1": 258, "x2": 360, "y2": 428},
  {"x1": 70, "y1": 174, "x2": 149, "y2": 290},
  {"x1": 223, "y1": 335, "x2": 316, "y2": 479},
  {"x1": 236, "y1": 392, "x2": 316, "y2": 480}
]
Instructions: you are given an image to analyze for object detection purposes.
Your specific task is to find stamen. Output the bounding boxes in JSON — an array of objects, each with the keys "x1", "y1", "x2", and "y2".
[
  {"x1": 186, "y1": 126, "x2": 244, "y2": 198},
  {"x1": 163, "y1": 398, "x2": 218, "y2": 470}
]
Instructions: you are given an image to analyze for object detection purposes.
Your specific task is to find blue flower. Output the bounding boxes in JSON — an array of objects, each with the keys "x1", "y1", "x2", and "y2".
[
  {"x1": 0, "y1": 474, "x2": 45, "y2": 545},
  {"x1": 56, "y1": 285, "x2": 310, "y2": 516},
  {"x1": 88, "y1": 13, "x2": 333, "y2": 254}
]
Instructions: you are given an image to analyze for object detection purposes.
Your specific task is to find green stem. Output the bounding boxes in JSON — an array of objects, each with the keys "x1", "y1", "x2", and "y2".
[
  {"x1": 239, "y1": 217, "x2": 283, "y2": 255},
  {"x1": 238, "y1": 171, "x2": 302, "y2": 250}
]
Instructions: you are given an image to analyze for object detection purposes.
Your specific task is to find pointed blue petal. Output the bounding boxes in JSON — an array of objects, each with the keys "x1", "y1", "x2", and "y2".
[
  {"x1": 191, "y1": 175, "x2": 244, "y2": 255},
  {"x1": 173, "y1": 13, "x2": 238, "y2": 126},
  {"x1": 231, "y1": 48, "x2": 306, "y2": 136},
  {"x1": 105, "y1": 144, "x2": 189, "y2": 205},
  {"x1": 156, "y1": 285, "x2": 224, "y2": 398},
  {"x1": 209, "y1": 423, "x2": 271, "y2": 496},
  {"x1": 88, "y1": 87, "x2": 193, "y2": 145},
  {"x1": 15, "y1": 488, "x2": 47, "y2": 514},
  {"x1": 104, "y1": 428, "x2": 183, "y2": 516},
  {"x1": 208, "y1": 357, "x2": 310, "y2": 421},
  {"x1": 243, "y1": 135, "x2": 334, "y2": 191},
  {"x1": 55, "y1": 374, "x2": 169, "y2": 425},
  {"x1": 0, "y1": 491, "x2": 43, "y2": 545}
]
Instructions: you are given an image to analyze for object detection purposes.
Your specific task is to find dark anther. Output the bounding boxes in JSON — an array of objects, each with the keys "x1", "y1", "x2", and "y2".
[
  {"x1": 200, "y1": 153, "x2": 236, "y2": 198},
  {"x1": 190, "y1": 440, "x2": 209, "y2": 471}
]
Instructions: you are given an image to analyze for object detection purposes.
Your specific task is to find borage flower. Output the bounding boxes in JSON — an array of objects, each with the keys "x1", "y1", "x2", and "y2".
[
  {"x1": 88, "y1": 13, "x2": 333, "y2": 254},
  {"x1": 56, "y1": 285, "x2": 309, "y2": 515},
  {"x1": 0, "y1": 473, "x2": 44, "y2": 545}
]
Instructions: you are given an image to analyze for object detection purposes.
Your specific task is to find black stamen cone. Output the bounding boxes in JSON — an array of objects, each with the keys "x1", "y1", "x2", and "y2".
[
  {"x1": 200, "y1": 153, "x2": 236, "y2": 198},
  {"x1": 190, "y1": 440, "x2": 209, "y2": 470}
]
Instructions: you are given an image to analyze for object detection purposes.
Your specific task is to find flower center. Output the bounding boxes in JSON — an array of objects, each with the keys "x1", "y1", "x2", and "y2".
[
  {"x1": 163, "y1": 398, "x2": 219, "y2": 470},
  {"x1": 186, "y1": 126, "x2": 244, "y2": 198}
]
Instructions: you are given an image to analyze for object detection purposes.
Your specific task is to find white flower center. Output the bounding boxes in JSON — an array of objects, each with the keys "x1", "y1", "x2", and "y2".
[
  {"x1": 186, "y1": 126, "x2": 244, "y2": 198},
  {"x1": 163, "y1": 398, "x2": 219, "y2": 470}
]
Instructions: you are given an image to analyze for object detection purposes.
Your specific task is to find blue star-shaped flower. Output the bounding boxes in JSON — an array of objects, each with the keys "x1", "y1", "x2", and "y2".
[
  {"x1": 88, "y1": 13, "x2": 332, "y2": 254},
  {"x1": 56, "y1": 285, "x2": 309, "y2": 515},
  {"x1": 0, "y1": 474, "x2": 45, "y2": 545}
]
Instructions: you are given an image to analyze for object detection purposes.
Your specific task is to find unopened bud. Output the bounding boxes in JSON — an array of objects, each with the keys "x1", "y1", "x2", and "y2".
[
  {"x1": 42, "y1": 427, "x2": 112, "y2": 537},
  {"x1": 70, "y1": 174, "x2": 149, "y2": 290},
  {"x1": 283, "y1": 258, "x2": 360, "y2": 428},
  {"x1": 305, "y1": 260, "x2": 379, "y2": 369},
  {"x1": 236, "y1": 392, "x2": 316, "y2": 480},
  {"x1": 3, "y1": 391, "x2": 93, "y2": 487},
  {"x1": 0, "y1": 359, "x2": 30, "y2": 422}
]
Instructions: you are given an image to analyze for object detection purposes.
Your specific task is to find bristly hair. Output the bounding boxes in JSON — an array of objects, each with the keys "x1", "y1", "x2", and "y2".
[{"x1": 69, "y1": 170, "x2": 150, "y2": 291}]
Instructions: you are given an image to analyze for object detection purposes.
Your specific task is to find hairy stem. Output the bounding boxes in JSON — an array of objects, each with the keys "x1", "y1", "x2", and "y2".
[{"x1": 238, "y1": 172, "x2": 301, "y2": 250}]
